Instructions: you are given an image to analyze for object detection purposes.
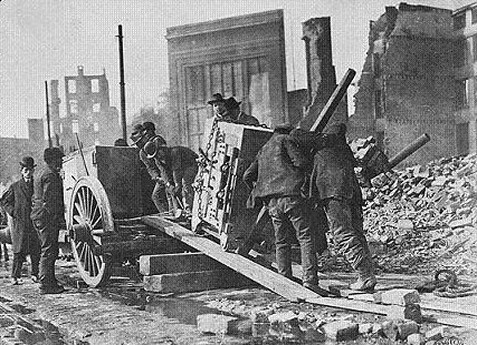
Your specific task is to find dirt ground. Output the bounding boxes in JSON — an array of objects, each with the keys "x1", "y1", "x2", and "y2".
[{"x1": 0, "y1": 255, "x2": 475, "y2": 345}]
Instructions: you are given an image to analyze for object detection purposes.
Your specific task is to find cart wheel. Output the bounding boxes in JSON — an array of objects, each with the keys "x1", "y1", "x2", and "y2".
[{"x1": 69, "y1": 176, "x2": 113, "y2": 287}]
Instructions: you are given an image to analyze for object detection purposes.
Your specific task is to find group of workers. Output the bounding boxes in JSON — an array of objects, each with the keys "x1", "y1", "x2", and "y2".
[{"x1": 0, "y1": 91, "x2": 375, "y2": 297}]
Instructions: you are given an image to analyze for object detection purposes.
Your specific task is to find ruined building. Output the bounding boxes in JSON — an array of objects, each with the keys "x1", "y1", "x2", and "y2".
[
  {"x1": 452, "y1": 3, "x2": 477, "y2": 157},
  {"x1": 297, "y1": 17, "x2": 347, "y2": 130},
  {"x1": 167, "y1": 10, "x2": 288, "y2": 151},
  {"x1": 350, "y1": 3, "x2": 458, "y2": 165},
  {"x1": 166, "y1": 10, "x2": 347, "y2": 151},
  {"x1": 49, "y1": 66, "x2": 121, "y2": 154},
  {"x1": 0, "y1": 119, "x2": 45, "y2": 182}
]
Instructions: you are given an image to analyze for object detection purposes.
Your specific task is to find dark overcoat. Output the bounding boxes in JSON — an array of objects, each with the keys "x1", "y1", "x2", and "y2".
[
  {"x1": 311, "y1": 141, "x2": 363, "y2": 204},
  {"x1": 0, "y1": 179, "x2": 38, "y2": 253},
  {"x1": 243, "y1": 132, "x2": 308, "y2": 201},
  {"x1": 31, "y1": 165, "x2": 65, "y2": 224}
]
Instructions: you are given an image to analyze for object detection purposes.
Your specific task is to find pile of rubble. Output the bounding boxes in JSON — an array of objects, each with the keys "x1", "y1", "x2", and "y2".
[
  {"x1": 361, "y1": 153, "x2": 477, "y2": 276},
  {"x1": 198, "y1": 294, "x2": 470, "y2": 344}
]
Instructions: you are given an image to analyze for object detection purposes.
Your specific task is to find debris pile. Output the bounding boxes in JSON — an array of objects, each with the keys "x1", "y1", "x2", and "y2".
[{"x1": 361, "y1": 153, "x2": 477, "y2": 276}]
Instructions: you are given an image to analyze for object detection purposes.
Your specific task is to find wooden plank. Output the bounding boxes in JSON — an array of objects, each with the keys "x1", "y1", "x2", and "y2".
[
  {"x1": 143, "y1": 270, "x2": 251, "y2": 293},
  {"x1": 142, "y1": 216, "x2": 477, "y2": 329},
  {"x1": 142, "y1": 215, "x2": 318, "y2": 302},
  {"x1": 139, "y1": 252, "x2": 225, "y2": 275}
]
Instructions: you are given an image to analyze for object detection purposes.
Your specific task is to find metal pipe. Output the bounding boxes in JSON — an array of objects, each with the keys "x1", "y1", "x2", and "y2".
[
  {"x1": 310, "y1": 68, "x2": 356, "y2": 133},
  {"x1": 45, "y1": 81, "x2": 52, "y2": 148},
  {"x1": 388, "y1": 133, "x2": 431, "y2": 169},
  {"x1": 117, "y1": 25, "x2": 127, "y2": 142}
]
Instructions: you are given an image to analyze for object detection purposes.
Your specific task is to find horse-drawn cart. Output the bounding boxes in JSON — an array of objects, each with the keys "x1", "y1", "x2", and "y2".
[{"x1": 63, "y1": 145, "x2": 180, "y2": 287}]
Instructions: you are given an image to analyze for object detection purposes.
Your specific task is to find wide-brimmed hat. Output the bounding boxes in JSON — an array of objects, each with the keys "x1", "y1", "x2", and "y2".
[
  {"x1": 225, "y1": 97, "x2": 242, "y2": 110},
  {"x1": 43, "y1": 147, "x2": 64, "y2": 163},
  {"x1": 19, "y1": 156, "x2": 36, "y2": 169},
  {"x1": 142, "y1": 121, "x2": 155, "y2": 132},
  {"x1": 207, "y1": 93, "x2": 226, "y2": 105}
]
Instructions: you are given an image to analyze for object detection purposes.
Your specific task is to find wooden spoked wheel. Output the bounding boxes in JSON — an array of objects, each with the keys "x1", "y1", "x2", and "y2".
[{"x1": 69, "y1": 176, "x2": 114, "y2": 287}]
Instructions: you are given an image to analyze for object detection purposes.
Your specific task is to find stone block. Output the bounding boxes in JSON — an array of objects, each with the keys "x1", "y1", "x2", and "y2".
[
  {"x1": 407, "y1": 333, "x2": 425, "y2": 345},
  {"x1": 397, "y1": 219, "x2": 414, "y2": 230},
  {"x1": 268, "y1": 311, "x2": 298, "y2": 326},
  {"x1": 425, "y1": 325, "x2": 450, "y2": 341},
  {"x1": 143, "y1": 269, "x2": 250, "y2": 293},
  {"x1": 359, "y1": 323, "x2": 373, "y2": 334},
  {"x1": 387, "y1": 304, "x2": 422, "y2": 323},
  {"x1": 139, "y1": 252, "x2": 224, "y2": 275},
  {"x1": 321, "y1": 320, "x2": 359, "y2": 341},
  {"x1": 380, "y1": 289, "x2": 420, "y2": 306},
  {"x1": 397, "y1": 320, "x2": 419, "y2": 339},
  {"x1": 382, "y1": 320, "x2": 399, "y2": 340},
  {"x1": 197, "y1": 314, "x2": 238, "y2": 334},
  {"x1": 249, "y1": 307, "x2": 274, "y2": 323}
]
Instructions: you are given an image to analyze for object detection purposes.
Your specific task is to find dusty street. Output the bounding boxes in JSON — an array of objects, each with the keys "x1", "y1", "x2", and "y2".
[{"x1": 0, "y1": 256, "x2": 475, "y2": 345}]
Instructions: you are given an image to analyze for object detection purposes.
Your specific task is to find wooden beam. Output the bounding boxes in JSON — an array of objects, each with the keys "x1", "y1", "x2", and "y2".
[
  {"x1": 142, "y1": 215, "x2": 317, "y2": 302},
  {"x1": 143, "y1": 270, "x2": 251, "y2": 293},
  {"x1": 142, "y1": 215, "x2": 477, "y2": 329},
  {"x1": 139, "y1": 252, "x2": 225, "y2": 275}
]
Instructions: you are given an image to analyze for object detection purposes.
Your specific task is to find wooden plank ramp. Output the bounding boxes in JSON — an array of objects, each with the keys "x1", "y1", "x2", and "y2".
[{"x1": 142, "y1": 215, "x2": 477, "y2": 329}]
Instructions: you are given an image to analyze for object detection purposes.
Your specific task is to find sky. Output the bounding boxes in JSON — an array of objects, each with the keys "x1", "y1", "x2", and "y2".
[{"x1": 0, "y1": 0, "x2": 467, "y2": 138}]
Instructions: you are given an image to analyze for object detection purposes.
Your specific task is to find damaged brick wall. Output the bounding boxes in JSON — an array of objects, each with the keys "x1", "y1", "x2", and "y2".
[{"x1": 350, "y1": 3, "x2": 457, "y2": 166}]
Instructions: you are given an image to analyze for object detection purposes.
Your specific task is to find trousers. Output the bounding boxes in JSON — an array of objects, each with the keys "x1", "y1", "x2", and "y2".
[
  {"x1": 11, "y1": 232, "x2": 40, "y2": 278},
  {"x1": 267, "y1": 196, "x2": 317, "y2": 285},
  {"x1": 323, "y1": 198, "x2": 373, "y2": 272},
  {"x1": 34, "y1": 217, "x2": 60, "y2": 288}
]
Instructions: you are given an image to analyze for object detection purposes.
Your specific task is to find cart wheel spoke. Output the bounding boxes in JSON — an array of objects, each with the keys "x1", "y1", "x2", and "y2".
[{"x1": 69, "y1": 176, "x2": 113, "y2": 287}]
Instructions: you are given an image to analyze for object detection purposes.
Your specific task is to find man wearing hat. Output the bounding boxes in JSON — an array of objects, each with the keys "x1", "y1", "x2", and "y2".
[
  {"x1": 243, "y1": 124, "x2": 328, "y2": 295},
  {"x1": 31, "y1": 147, "x2": 66, "y2": 294},
  {"x1": 208, "y1": 93, "x2": 260, "y2": 125},
  {"x1": 130, "y1": 122, "x2": 170, "y2": 213},
  {"x1": 311, "y1": 122, "x2": 376, "y2": 291},
  {"x1": 143, "y1": 143, "x2": 198, "y2": 213},
  {"x1": 0, "y1": 156, "x2": 40, "y2": 285},
  {"x1": 207, "y1": 93, "x2": 228, "y2": 119}
]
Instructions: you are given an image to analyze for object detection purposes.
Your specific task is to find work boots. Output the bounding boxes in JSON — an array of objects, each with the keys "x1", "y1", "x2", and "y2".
[
  {"x1": 349, "y1": 274, "x2": 377, "y2": 292},
  {"x1": 350, "y1": 260, "x2": 377, "y2": 292}
]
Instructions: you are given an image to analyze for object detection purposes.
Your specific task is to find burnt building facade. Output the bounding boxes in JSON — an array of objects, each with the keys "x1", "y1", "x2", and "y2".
[
  {"x1": 50, "y1": 66, "x2": 120, "y2": 154},
  {"x1": 0, "y1": 120, "x2": 45, "y2": 183},
  {"x1": 167, "y1": 10, "x2": 288, "y2": 152},
  {"x1": 350, "y1": 3, "x2": 458, "y2": 165},
  {"x1": 452, "y1": 3, "x2": 477, "y2": 156},
  {"x1": 297, "y1": 17, "x2": 347, "y2": 130}
]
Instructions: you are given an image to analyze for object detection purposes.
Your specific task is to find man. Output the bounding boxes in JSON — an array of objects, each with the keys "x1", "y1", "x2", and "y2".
[
  {"x1": 311, "y1": 122, "x2": 376, "y2": 291},
  {"x1": 207, "y1": 93, "x2": 260, "y2": 125},
  {"x1": 0, "y1": 157, "x2": 40, "y2": 285},
  {"x1": 207, "y1": 93, "x2": 228, "y2": 119},
  {"x1": 143, "y1": 143, "x2": 198, "y2": 212},
  {"x1": 130, "y1": 123, "x2": 169, "y2": 213},
  {"x1": 243, "y1": 124, "x2": 327, "y2": 295},
  {"x1": 224, "y1": 97, "x2": 260, "y2": 125},
  {"x1": 31, "y1": 148, "x2": 66, "y2": 294}
]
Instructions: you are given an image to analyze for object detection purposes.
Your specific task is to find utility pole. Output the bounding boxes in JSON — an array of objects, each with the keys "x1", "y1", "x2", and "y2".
[
  {"x1": 117, "y1": 25, "x2": 127, "y2": 142},
  {"x1": 44, "y1": 81, "x2": 52, "y2": 148}
]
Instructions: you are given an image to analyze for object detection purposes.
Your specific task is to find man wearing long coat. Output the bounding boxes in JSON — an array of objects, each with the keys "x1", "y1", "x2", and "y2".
[
  {"x1": 31, "y1": 147, "x2": 66, "y2": 294},
  {"x1": 311, "y1": 122, "x2": 376, "y2": 291},
  {"x1": 0, "y1": 157, "x2": 40, "y2": 284}
]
